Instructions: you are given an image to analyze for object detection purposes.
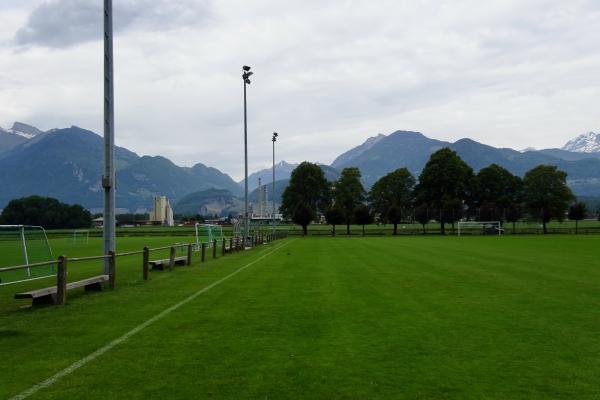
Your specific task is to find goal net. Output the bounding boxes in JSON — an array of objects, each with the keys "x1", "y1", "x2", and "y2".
[
  {"x1": 457, "y1": 221, "x2": 503, "y2": 236},
  {"x1": 71, "y1": 230, "x2": 90, "y2": 244},
  {"x1": 0, "y1": 225, "x2": 55, "y2": 285},
  {"x1": 195, "y1": 223, "x2": 224, "y2": 250}
]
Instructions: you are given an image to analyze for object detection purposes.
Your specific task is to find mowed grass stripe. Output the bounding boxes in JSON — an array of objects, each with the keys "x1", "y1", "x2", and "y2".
[
  {"x1": 3, "y1": 236, "x2": 600, "y2": 399},
  {"x1": 0, "y1": 242, "x2": 289, "y2": 399}
]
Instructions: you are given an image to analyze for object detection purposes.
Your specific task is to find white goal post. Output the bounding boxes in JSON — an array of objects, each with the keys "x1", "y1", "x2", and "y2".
[
  {"x1": 72, "y1": 230, "x2": 90, "y2": 244},
  {"x1": 194, "y1": 223, "x2": 224, "y2": 250},
  {"x1": 0, "y1": 225, "x2": 54, "y2": 285},
  {"x1": 457, "y1": 221, "x2": 503, "y2": 236}
]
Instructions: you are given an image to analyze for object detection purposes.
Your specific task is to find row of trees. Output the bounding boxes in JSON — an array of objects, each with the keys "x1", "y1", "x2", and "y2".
[
  {"x1": 0, "y1": 195, "x2": 92, "y2": 229},
  {"x1": 281, "y1": 148, "x2": 584, "y2": 235}
]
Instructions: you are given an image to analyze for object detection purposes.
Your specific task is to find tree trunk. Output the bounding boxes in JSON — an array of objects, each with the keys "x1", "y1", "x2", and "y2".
[
  {"x1": 576, "y1": 220, "x2": 579, "y2": 234},
  {"x1": 362, "y1": 224, "x2": 365, "y2": 236},
  {"x1": 302, "y1": 224, "x2": 307, "y2": 236},
  {"x1": 440, "y1": 221, "x2": 445, "y2": 235},
  {"x1": 332, "y1": 224, "x2": 336, "y2": 236},
  {"x1": 542, "y1": 221, "x2": 547, "y2": 234},
  {"x1": 512, "y1": 221, "x2": 516, "y2": 234},
  {"x1": 422, "y1": 224, "x2": 426, "y2": 234},
  {"x1": 393, "y1": 223, "x2": 398, "y2": 235},
  {"x1": 346, "y1": 223, "x2": 350, "y2": 235}
]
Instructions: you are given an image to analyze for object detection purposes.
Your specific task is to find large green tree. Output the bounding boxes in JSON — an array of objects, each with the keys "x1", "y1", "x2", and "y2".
[
  {"x1": 414, "y1": 148, "x2": 474, "y2": 234},
  {"x1": 324, "y1": 207, "x2": 344, "y2": 236},
  {"x1": 369, "y1": 168, "x2": 415, "y2": 235},
  {"x1": 472, "y1": 164, "x2": 523, "y2": 222},
  {"x1": 568, "y1": 201, "x2": 587, "y2": 234},
  {"x1": 333, "y1": 167, "x2": 365, "y2": 235},
  {"x1": 522, "y1": 165, "x2": 574, "y2": 234},
  {"x1": 353, "y1": 204, "x2": 374, "y2": 236},
  {"x1": 0, "y1": 195, "x2": 92, "y2": 229},
  {"x1": 280, "y1": 162, "x2": 330, "y2": 234}
]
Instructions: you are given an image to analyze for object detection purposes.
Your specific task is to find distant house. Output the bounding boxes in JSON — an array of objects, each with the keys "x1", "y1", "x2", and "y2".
[
  {"x1": 92, "y1": 217, "x2": 104, "y2": 228},
  {"x1": 150, "y1": 196, "x2": 174, "y2": 227}
]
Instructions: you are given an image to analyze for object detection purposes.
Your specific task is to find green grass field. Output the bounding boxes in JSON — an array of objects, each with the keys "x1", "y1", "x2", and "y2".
[{"x1": 1, "y1": 235, "x2": 600, "y2": 399}]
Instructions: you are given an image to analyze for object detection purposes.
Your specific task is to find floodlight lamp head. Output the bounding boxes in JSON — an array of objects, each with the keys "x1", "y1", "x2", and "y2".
[{"x1": 243, "y1": 65, "x2": 251, "y2": 71}]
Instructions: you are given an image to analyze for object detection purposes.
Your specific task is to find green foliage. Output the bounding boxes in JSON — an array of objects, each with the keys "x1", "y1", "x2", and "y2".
[
  {"x1": 353, "y1": 204, "x2": 374, "y2": 236},
  {"x1": 0, "y1": 195, "x2": 91, "y2": 229},
  {"x1": 369, "y1": 168, "x2": 415, "y2": 229},
  {"x1": 523, "y1": 165, "x2": 574, "y2": 233},
  {"x1": 414, "y1": 148, "x2": 473, "y2": 234},
  {"x1": 568, "y1": 201, "x2": 588, "y2": 234},
  {"x1": 568, "y1": 201, "x2": 587, "y2": 221},
  {"x1": 280, "y1": 162, "x2": 330, "y2": 229},
  {"x1": 292, "y1": 202, "x2": 314, "y2": 235},
  {"x1": 324, "y1": 207, "x2": 344, "y2": 235},
  {"x1": 472, "y1": 163, "x2": 523, "y2": 221},
  {"x1": 334, "y1": 167, "x2": 365, "y2": 234}
]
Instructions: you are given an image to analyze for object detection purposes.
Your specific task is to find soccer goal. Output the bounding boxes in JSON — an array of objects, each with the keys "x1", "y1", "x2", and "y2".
[
  {"x1": 71, "y1": 229, "x2": 90, "y2": 244},
  {"x1": 0, "y1": 225, "x2": 55, "y2": 285},
  {"x1": 195, "y1": 223, "x2": 224, "y2": 250},
  {"x1": 457, "y1": 221, "x2": 503, "y2": 236}
]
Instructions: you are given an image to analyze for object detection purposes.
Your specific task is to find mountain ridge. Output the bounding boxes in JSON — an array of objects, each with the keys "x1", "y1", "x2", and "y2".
[
  {"x1": 562, "y1": 131, "x2": 600, "y2": 153},
  {"x1": 2, "y1": 122, "x2": 600, "y2": 213}
]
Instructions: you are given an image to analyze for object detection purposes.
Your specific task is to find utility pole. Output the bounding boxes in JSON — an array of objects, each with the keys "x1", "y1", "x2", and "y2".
[
  {"x1": 242, "y1": 66, "x2": 253, "y2": 247},
  {"x1": 272, "y1": 132, "x2": 278, "y2": 235},
  {"x1": 103, "y1": 0, "x2": 116, "y2": 272}
]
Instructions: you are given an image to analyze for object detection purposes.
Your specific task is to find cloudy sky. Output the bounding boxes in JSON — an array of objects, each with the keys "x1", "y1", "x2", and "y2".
[{"x1": 1, "y1": 0, "x2": 599, "y2": 180}]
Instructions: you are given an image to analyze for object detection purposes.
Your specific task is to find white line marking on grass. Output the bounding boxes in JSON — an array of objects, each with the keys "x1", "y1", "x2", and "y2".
[
  {"x1": 0, "y1": 274, "x2": 55, "y2": 287},
  {"x1": 9, "y1": 239, "x2": 295, "y2": 400}
]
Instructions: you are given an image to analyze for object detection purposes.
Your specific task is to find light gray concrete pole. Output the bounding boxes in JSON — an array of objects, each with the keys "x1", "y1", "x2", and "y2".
[
  {"x1": 103, "y1": 0, "x2": 116, "y2": 273},
  {"x1": 272, "y1": 134, "x2": 276, "y2": 235},
  {"x1": 243, "y1": 76, "x2": 249, "y2": 247}
]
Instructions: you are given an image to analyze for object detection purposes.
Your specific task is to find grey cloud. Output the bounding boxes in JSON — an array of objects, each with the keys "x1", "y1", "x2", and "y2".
[{"x1": 14, "y1": 0, "x2": 210, "y2": 48}]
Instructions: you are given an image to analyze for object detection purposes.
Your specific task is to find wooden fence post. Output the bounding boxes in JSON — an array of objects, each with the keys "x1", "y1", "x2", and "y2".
[
  {"x1": 143, "y1": 246, "x2": 149, "y2": 281},
  {"x1": 169, "y1": 246, "x2": 176, "y2": 270},
  {"x1": 212, "y1": 239, "x2": 217, "y2": 259},
  {"x1": 222, "y1": 238, "x2": 226, "y2": 256},
  {"x1": 108, "y1": 251, "x2": 116, "y2": 289},
  {"x1": 56, "y1": 256, "x2": 67, "y2": 305},
  {"x1": 187, "y1": 244, "x2": 193, "y2": 265},
  {"x1": 201, "y1": 243, "x2": 206, "y2": 262}
]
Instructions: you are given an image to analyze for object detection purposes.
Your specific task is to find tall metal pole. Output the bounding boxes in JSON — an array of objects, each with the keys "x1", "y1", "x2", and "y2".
[
  {"x1": 103, "y1": 0, "x2": 116, "y2": 272},
  {"x1": 243, "y1": 74, "x2": 249, "y2": 247},
  {"x1": 272, "y1": 134, "x2": 276, "y2": 236}
]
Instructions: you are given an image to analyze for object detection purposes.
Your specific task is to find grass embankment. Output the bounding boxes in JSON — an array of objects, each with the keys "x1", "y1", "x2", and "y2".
[{"x1": 1, "y1": 236, "x2": 600, "y2": 399}]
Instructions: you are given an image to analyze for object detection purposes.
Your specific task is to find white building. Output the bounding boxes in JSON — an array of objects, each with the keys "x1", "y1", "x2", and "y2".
[{"x1": 150, "y1": 196, "x2": 174, "y2": 226}]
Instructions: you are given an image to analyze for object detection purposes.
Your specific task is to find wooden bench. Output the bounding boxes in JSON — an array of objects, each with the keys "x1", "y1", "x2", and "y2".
[
  {"x1": 149, "y1": 256, "x2": 188, "y2": 271},
  {"x1": 14, "y1": 275, "x2": 109, "y2": 306}
]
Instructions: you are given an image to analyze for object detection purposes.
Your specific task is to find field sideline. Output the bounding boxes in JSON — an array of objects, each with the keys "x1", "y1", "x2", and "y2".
[{"x1": 1, "y1": 235, "x2": 600, "y2": 399}]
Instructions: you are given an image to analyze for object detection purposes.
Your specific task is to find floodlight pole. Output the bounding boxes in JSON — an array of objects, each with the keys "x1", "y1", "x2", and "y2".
[
  {"x1": 103, "y1": 0, "x2": 116, "y2": 273},
  {"x1": 272, "y1": 132, "x2": 278, "y2": 236},
  {"x1": 242, "y1": 66, "x2": 252, "y2": 247}
]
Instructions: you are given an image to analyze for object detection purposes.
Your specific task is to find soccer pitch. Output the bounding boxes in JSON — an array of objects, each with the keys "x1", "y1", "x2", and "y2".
[{"x1": 1, "y1": 235, "x2": 600, "y2": 399}]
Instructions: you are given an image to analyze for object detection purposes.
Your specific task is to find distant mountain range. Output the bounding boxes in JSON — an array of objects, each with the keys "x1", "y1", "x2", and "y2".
[
  {"x1": 0, "y1": 125, "x2": 241, "y2": 213},
  {"x1": 329, "y1": 130, "x2": 600, "y2": 194},
  {"x1": 240, "y1": 161, "x2": 299, "y2": 192},
  {"x1": 562, "y1": 132, "x2": 600, "y2": 153},
  {"x1": 0, "y1": 122, "x2": 45, "y2": 154},
  {"x1": 240, "y1": 161, "x2": 340, "y2": 191},
  {"x1": 1, "y1": 122, "x2": 599, "y2": 216}
]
